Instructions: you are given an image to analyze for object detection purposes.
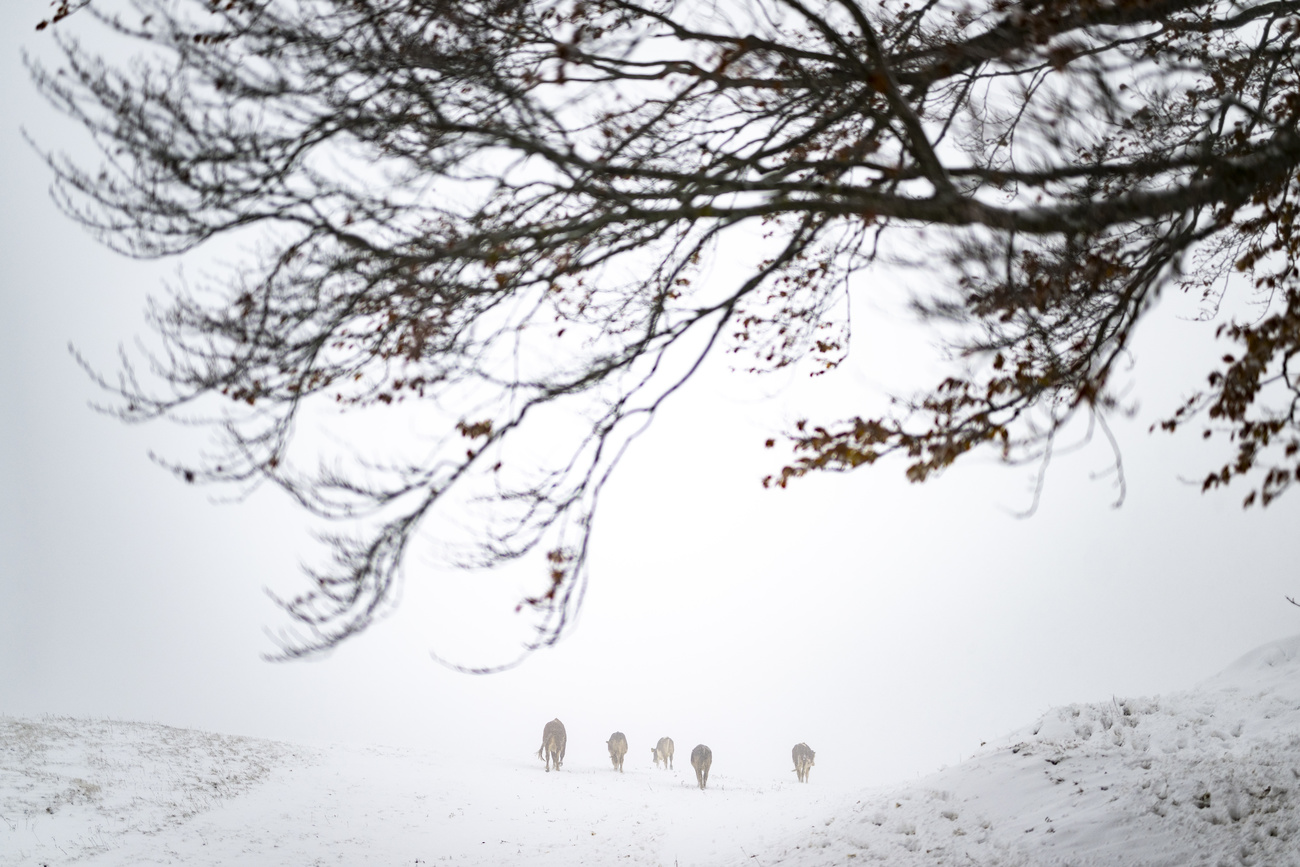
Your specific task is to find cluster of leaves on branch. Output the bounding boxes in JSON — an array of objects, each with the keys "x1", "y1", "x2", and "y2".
[
  {"x1": 35, "y1": 1, "x2": 95, "y2": 32},
  {"x1": 31, "y1": 0, "x2": 1300, "y2": 659}
]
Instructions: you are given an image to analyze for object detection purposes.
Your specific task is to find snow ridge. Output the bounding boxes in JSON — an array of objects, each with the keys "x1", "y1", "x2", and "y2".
[
  {"x1": 767, "y1": 635, "x2": 1300, "y2": 866},
  {"x1": 1, "y1": 717, "x2": 301, "y2": 864}
]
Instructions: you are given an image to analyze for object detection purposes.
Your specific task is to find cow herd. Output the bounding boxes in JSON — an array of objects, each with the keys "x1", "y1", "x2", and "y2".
[{"x1": 536, "y1": 719, "x2": 815, "y2": 789}]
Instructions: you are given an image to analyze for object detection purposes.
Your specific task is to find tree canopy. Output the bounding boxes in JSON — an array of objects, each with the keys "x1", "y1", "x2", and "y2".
[{"x1": 30, "y1": 0, "x2": 1300, "y2": 662}]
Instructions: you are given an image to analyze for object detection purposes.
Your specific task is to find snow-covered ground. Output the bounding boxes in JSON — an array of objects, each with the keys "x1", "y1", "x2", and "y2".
[{"x1": 6, "y1": 635, "x2": 1300, "y2": 866}]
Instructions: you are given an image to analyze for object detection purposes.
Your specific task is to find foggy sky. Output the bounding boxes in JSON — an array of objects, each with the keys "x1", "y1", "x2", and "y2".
[{"x1": 3, "y1": 1, "x2": 1299, "y2": 789}]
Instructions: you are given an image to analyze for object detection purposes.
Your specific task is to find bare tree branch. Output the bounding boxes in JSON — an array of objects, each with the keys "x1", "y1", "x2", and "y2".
[{"x1": 29, "y1": 0, "x2": 1300, "y2": 660}]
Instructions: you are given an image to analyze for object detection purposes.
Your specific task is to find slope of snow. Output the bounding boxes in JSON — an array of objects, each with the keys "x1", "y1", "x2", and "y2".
[
  {"x1": 5, "y1": 636, "x2": 1300, "y2": 866},
  {"x1": 777, "y1": 634, "x2": 1300, "y2": 867}
]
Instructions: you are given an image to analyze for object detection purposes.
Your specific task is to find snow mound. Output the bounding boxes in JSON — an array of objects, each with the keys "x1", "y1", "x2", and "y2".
[
  {"x1": 764, "y1": 635, "x2": 1300, "y2": 866},
  {"x1": 1, "y1": 716, "x2": 303, "y2": 865},
  {"x1": 1200, "y1": 633, "x2": 1300, "y2": 694}
]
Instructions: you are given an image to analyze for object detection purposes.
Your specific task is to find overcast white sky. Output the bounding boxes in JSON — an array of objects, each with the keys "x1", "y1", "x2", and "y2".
[{"x1": 3, "y1": 1, "x2": 1298, "y2": 789}]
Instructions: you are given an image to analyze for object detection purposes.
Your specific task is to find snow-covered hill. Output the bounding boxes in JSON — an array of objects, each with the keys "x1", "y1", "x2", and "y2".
[{"x1": 6, "y1": 636, "x2": 1300, "y2": 866}]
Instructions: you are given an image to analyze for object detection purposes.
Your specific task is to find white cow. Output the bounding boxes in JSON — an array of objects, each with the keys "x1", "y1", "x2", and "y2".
[
  {"x1": 690, "y1": 744, "x2": 712, "y2": 790},
  {"x1": 651, "y1": 736, "x2": 674, "y2": 770},
  {"x1": 792, "y1": 742, "x2": 815, "y2": 782},
  {"x1": 537, "y1": 718, "x2": 567, "y2": 772},
  {"x1": 607, "y1": 731, "x2": 628, "y2": 772}
]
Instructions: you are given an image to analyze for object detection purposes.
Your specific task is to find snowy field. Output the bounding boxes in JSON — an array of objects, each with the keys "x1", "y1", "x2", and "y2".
[{"x1": 6, "y1": 635, "x2": 1300, "y2": 866}]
